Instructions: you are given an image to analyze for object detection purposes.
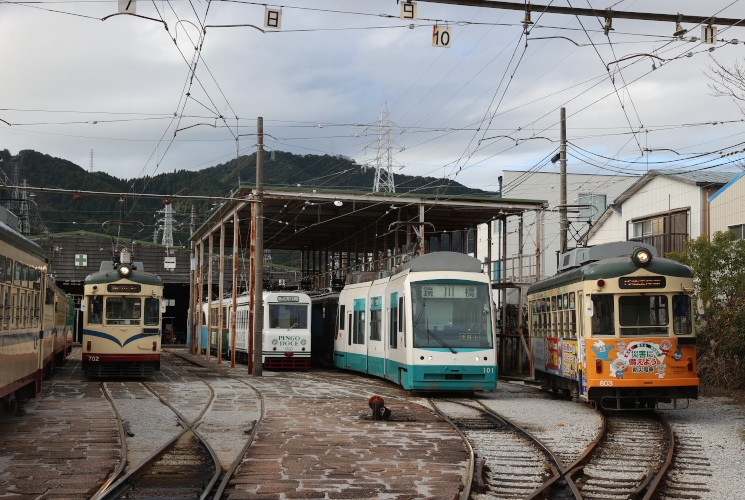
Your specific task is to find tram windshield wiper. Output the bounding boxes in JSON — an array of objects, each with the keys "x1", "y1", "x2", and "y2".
[{"x1": 426, "y1": 323, "x2": 457, "y2": 354}]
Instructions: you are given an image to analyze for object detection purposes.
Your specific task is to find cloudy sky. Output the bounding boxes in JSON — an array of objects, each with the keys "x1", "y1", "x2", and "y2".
[{"x1": 2, "y1": 0, "x2": 745, "y2": 193}]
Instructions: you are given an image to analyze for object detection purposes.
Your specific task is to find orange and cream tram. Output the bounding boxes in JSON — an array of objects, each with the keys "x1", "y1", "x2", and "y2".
[{"x1": 527, "y1": 241, "x2": 699, "y2": 409}]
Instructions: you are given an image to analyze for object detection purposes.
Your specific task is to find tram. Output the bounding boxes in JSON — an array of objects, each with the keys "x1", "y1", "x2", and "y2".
[
  {"x1": 42, "y1": 281, "x2": 74, "y2": 375},
  {"x1": 1, "y1": 220, "x2": 73, "y2": 414},
  {"x1": 81, "y1": 250, "x2": 164, "y2": 377},
  {"x1": 200, "y1": 290, "x2": 312, "y2": 369},
  {"x1": 527, "y1": 241, "x2": 699, "y2": 409},
  {"x1": 334, "y1": 252, "x2": 498, "y2": 391}
]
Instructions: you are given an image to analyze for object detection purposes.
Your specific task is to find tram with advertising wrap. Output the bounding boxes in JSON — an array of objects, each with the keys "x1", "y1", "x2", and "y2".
[
  {"x1": 200, "y1": 290, "x2": 312, "y2": 369},
  {"x1": 334, "y1": 252, "x2": 498, "y2": 391},
  {"x1": 81, "y1": 250, "x2": 164, "y2": 377},
  {"x1": 527, "y1": 241, "x2": 699, "y2": 409},
  {"x1": 1, "y1": 220, "x2": 73, "y2": 414}
]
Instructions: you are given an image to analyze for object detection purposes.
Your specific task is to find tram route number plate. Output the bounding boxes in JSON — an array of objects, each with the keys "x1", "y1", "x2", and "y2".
[{"x1": 459, "y1": 333, "x2": 479, "y2": 341}]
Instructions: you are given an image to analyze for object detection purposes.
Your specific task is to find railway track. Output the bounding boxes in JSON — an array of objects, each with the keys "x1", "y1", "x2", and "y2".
[
  {"x1": 565, "y1": 411, "x2": 674, "y2": 500},
  {"x1": 93, "y1": 352, "x2": 264, "y2": 499},
  {"x1": 93, "y1": 380, "x2": 219, "y2": 499},
  {"x1": 428, "y1": 398, "x2": 577, "y2": 499}
]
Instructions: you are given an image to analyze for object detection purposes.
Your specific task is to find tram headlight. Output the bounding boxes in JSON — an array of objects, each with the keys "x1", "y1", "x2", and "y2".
[
  {"x1": 632, "y1": 248, "x2": 653, "y2": 267},
  {"x1": 118, "y1": 265, "x2": 132, "y2": 277}
]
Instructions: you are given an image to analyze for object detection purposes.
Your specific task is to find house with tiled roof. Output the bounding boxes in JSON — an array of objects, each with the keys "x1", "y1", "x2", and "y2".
[{"x1": 586, "y1": 169, "x2": 738, "y2": 256}]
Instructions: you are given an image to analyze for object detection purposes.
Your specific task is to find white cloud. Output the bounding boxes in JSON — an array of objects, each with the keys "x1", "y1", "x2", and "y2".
[{"x1": 1, "y1": 0, "x2": 745, "y2": 190}]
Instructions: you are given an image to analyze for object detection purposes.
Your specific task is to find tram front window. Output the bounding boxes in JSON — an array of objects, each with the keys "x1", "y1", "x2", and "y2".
[
  {"x1": 106, "y1": 297, "x2": 142, "y2": 325},
  {"x1": 410, "y1": 282, "x2": 493, "y2": 349},
  {"x1": 268, "y1": 304, "x2": 308, "y2": 329},
  {"x1": 619, "y1": 295, "x2": 668, "y2": 336}
]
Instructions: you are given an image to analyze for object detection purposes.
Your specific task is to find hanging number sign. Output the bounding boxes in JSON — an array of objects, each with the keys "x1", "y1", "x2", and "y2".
[
  {"x1": 432, "y1": 24, "x2": 452, "y2": 47},
  {"x1": 118, "y1": 0, "x2": 136, "y2": 14},
  {"x1": 400, "y1": 1, "x2": 417, "y2": 20},
  {"x1": 265, "y1": 7, "x2": 282, "y2": 29}
]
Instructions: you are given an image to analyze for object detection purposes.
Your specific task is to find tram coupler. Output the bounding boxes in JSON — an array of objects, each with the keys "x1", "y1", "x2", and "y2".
[{"x1": 368, "y1": 395, "x2": 391, "y2": 421}]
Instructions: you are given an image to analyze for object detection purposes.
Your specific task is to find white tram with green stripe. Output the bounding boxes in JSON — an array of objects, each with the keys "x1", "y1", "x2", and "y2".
[
  {"x1": 82, "y1": 251, "x2": 164, "y2": 377},
  {"x1": 334, "y1": 252, "x2": 498, "y2": 391}
]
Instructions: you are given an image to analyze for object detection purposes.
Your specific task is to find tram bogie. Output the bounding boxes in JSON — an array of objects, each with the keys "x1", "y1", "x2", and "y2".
[
  {"x1": 334, "y1": 252, "x2": 498, "y2": 392},
  {"x1": 527, "y1": 242, "x2": 699, "y2": 410}
]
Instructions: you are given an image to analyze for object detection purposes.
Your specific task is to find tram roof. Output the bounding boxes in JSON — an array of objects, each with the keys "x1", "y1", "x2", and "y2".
[
  {"x1": 527, "y1": 256, "x2": 693, "y2": 295},
  {"x1": 0, "y1": 220, "x2": 47, "y2": 261},
  {"x1": 84, "y1": 269, "x2": 163, "y2": 286},
  {"x1": 191, "y1": 186, "x2": 547, "y2": 251}
]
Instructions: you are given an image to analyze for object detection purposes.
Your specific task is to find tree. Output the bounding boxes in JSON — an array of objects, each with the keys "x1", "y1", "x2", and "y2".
[{"x1": 669, "y1": 231, "x2": 745, "y2": 389}]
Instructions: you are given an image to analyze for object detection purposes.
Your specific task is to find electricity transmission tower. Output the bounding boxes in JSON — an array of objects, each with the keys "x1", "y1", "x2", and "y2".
[
  {"x1": 361, "y1": 102, "x2": 401, "y2": 193},
  {"x1": 154, "y1": 203, "x2": 174, "y2": 247}
]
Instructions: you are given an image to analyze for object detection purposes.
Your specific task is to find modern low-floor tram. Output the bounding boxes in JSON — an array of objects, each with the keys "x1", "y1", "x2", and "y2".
[{"x1": 334, "y1": 251, "x2": 498, "y2": 392}]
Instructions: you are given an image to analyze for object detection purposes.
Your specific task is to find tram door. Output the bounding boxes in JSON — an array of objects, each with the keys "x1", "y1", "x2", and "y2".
[{"x1": 365, "y1": 281, "x2": 386, "y2": 378}]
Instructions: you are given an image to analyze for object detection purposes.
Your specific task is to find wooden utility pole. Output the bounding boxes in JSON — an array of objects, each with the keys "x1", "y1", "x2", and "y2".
[
  {"x1": 559, "y1": 107, "x2": 568, "y2": 254},
  {"x1": 252, "y1": 117, "x2": 265, "y2": 377}
]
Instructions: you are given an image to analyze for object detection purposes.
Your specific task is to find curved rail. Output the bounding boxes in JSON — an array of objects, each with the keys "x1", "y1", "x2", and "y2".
[
  {"x1": 90, "y1": 383, "x2": 130, "y2": 500},
  {"x1": 211, "y1": 377, "x2": 266, "y2": 498},
  {"x1": 93, "y1": 379, "x2": 219, "y2": 499},
  {"x1": 636, "y1": 414, "x2": 675, "y2": 500},
  {"x1": 565, "y1": 411, "x2": 673, "y2": 499},
  {"x1": 427, "y1": 399, "x2": 476, "y2": 500}
]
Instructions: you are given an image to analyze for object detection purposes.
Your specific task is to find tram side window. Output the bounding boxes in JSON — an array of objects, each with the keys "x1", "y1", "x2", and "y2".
[
  {"x1": 338, "y1": 305, "x2": 345, "y2": 331},
  {"x1": 591, "y1": 294, "x2": 615, "y2": 336},
  {"x1": 370, "y1": 308, "x2": 381, "y2": 341},
  {"x1": 88, "y1": 296, "x2": 103, "y2": 324},
  {"x1": 398, "y1": 297, "x2": 406, "y2": 348},
  {"x1": 4, "y1": 258, "x2": 13, "y2": 282},
  {"x1": 13, "y1": 261, "x2": 21, "y2": 285},
  {"x1": 389, "y1": 300, "x2": 398, "y2": 348},
  {"x1": 1, "y1": 288, "x2": 7, "y2": 328},
  {"x1": 673, "y1": 295, "x2": 692, "y2": 335},
  {"x1": 144, "y1": 298, "x2": 160, "y2": 326},
  {"x1": 353, "y1": 310, "x2": 365, "y2": 344},
  {"x1": 32, "y1": 292, "x2": 40, "y2": 327}
]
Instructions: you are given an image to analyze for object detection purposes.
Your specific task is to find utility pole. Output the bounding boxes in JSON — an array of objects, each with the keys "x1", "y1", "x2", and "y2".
[
  {"x1": 559, "y1": 107, "x2": 568, "y2": 254},
  {"x1": 252, "y1": 117, "x2": 264, "y2": 377},
  {"x1": 188, "y1": 205, "x2": 196, "y2": 353}
]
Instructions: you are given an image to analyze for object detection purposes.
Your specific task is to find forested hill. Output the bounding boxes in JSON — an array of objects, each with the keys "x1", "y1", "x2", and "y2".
[{"x1": 0, "y1": 148, "x2": 497, "y2": 246}]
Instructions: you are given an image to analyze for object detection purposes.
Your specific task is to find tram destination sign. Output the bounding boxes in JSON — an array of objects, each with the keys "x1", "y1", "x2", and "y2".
[
  {"x1": 618, "y1": 276, "x2": 666, "y2": 289},
  {"x1": 107, "y1": 284, "x2": 142, "y2": 293},
  {"x1": 277, "y1": 295, "x2": 300, "y2": 302}
]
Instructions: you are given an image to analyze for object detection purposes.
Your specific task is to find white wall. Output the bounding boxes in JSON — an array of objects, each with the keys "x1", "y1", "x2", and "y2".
[
  {"x1": 710, "y1": 172, "x2": 745, "y2": 234},
  {"x1": 612, "y1": 176, "x2": 703, "y2": 239},
  {"x1": 491, "y1": 171, "x2": 638, "y2": 281}
]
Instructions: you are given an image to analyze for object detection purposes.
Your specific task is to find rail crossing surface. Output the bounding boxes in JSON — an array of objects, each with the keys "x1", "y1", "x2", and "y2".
[{"x1": 0, "y1": 347, "x2": 469, "y2": 499}]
